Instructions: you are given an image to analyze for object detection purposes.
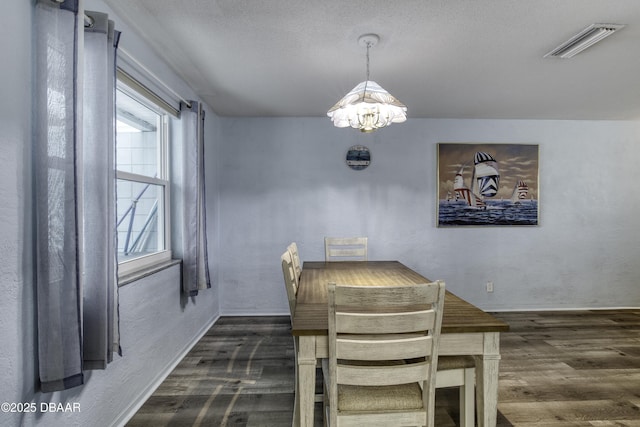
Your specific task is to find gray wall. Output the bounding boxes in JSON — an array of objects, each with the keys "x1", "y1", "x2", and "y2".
[
  {"x1": 0, "y1": 1, "x2": 220, "y2": 426},
  {"x1": 217, "y1": 117, "x2": 640, "y2": 313}
]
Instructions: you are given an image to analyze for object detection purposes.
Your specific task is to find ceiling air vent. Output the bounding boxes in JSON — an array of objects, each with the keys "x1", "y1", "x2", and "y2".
[{"x1": 544, "y1": 23, "x2": 624, "y2": 59}]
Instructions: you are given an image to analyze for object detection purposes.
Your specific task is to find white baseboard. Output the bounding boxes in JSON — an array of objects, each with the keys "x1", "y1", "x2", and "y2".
[
  {"x1": 111, "y1": 314, "x2": 220, "y2": 427},
  {"x1": 222, "y1": 307, "x2": 640, "y2": 316},
  {"x1": 487, "y1": 306, "x2": 640, "y2": 312},
  {"x1": 220, "y1": 309, "x2": 290, "y2": 316}
]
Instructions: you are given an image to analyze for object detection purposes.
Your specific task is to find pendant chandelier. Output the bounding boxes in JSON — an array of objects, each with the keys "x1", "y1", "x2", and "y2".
[{"x1": 327, "y1": 34, "x2": 407, "y2": 133}]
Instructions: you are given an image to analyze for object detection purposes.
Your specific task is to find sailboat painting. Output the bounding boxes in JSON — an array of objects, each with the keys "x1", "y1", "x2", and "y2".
[{"x1": 437, "y1": 143, "x2": 539, "y2": 226}]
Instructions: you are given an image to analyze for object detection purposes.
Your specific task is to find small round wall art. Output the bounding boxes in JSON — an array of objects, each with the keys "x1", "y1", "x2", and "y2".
[{"x1": 345, "y1": 145, "x2": 371, "y2": 170}]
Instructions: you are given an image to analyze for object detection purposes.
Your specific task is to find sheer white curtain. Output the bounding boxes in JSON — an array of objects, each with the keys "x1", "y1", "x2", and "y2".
[
  {"x1": 180, "y1": 101, "x2": 211, "y2": 296},
  {"x1": 34, "y1": 0, "x2": 120, "y2": 392},
  {"x1": 34, "y1": 0, "x2": 84, "y2": 393}
]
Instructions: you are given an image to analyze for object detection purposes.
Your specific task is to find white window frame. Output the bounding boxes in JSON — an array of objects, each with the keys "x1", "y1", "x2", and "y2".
[{"x1": 116, "y1": 80, "x2": 172, "y2": 278}]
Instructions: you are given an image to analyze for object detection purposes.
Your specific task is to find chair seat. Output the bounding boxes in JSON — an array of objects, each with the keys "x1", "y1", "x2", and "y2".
[
  {"x1": 438, "y1": 355, "x2": 475, "y2": 370},
  {"x1": 338, "y1": 383, "x2": 423, "y2": 411}
]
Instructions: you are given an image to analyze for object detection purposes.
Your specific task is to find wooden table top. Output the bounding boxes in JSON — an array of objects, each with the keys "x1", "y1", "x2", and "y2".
[{"x1": 291, "y1": 261, "x2": 510, "y2": 336}]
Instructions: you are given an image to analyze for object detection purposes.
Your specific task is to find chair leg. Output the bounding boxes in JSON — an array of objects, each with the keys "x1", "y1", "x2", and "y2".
[
  {"x1": 459, "y1": 367, "x2": 475, "y2": 427},
  {"x1": 292, "y1": 358, "x2": 300, "y2": 427},
  {"x1": 323, "y1": 373, "x2": 329, "y2": 427}
]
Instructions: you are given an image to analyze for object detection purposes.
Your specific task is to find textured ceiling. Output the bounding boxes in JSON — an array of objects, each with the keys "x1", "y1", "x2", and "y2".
[{"x1": 102, "y1": 0, "x2": 640, "y2": 120}]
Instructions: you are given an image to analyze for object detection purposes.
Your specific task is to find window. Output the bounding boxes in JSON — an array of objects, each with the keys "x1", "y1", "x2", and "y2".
[{"x1": 116, "y1": 82, "x2": 172, "y2": 276}]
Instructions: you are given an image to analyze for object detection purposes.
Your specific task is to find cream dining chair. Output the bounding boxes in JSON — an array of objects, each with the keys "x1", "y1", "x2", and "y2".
[
  {"x1": 323, "y1": 281, "x2": 446, "y2": 427},
  {"x1": 280, "y1": 249, "x2": 323, "y2": 422},
  {"x1": 280, "y1": 250, "x2": 297, "y2": 317},
  {"x1": 287, "y1": 242, "x2": 302, "y2": 284},
  {"x1": 324, "y1": 237, "x2": 368, "y2": 262}
]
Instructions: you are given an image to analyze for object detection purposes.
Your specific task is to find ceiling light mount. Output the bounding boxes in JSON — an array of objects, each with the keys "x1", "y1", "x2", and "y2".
[
  {"x1": 544, "y1": 23, "x2": 625, "y2": 59},
  {"x1": 358, "y1": 33, "x2": 379, "y2": 49},
  {"x1": 327, "y1": 33, "x2": 407, "y2": 133}
]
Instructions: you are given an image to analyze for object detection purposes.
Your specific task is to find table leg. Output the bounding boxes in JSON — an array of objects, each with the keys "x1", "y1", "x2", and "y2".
[
  {"x1": 475, "y1": 332, "x2": 501, "y2": 427},
  {"x1": 293, "y1": 337, "x2": 300, "y2": 427},
  {"x1": 297, "y1": 335, "x2": 317, "y2": 427}
]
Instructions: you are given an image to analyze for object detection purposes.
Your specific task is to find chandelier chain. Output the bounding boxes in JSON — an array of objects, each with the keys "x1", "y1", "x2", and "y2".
[
  {"x1": 366, "y1": 42, "x2": 371, "y2": 81},
  {"x1": 363, "y1": 42, "x2": 372, "y2": 96}
]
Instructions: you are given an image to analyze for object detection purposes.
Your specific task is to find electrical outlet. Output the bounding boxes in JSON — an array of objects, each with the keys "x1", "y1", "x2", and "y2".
[{"x1": 486, "y1": 281, "x2": 494, "y2": 293}]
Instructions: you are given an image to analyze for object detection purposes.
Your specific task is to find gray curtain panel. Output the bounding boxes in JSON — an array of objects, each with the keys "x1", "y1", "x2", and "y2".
[
  {"x1": 82, "y1": 11, "x2": 121, "y2": 370},
  {"x1": 34, "y1": 0, "x2": 83, "y2": 392},
  {"x1": 180, "y1": 102, "x2": 211, "y2": 296},
  {"x1": 34, "y1": 1, "x2": 120, "y2": 392}
]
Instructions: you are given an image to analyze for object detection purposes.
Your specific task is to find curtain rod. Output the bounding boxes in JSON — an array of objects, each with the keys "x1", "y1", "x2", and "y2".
[{"x1": 118, "y1": 47, "x2": 192, "y2": 109}]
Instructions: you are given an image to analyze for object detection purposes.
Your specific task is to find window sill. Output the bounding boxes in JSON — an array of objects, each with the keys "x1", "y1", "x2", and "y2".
[{"x1": 118, "y1": 259, "x2": 182, "y2": 287}]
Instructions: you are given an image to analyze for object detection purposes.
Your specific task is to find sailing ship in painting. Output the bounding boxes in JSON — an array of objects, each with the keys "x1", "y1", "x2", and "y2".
[
  {"x1": 510, "y1": 180, "x2": 529, "y2": 204},
  {"x1": 452, "y1": 151, "x2": 500, "y2": 208},
  {"x1": 439, "y1": 150, "x2": 538, "y2": 226}
]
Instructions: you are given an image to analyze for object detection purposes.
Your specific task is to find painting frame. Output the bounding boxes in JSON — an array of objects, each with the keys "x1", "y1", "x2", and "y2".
[{"x1": 437, "y1": 143, "x2": 539, "y2": 227}]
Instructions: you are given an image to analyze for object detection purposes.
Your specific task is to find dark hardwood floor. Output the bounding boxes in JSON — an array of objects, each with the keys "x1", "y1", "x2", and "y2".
[{"x1": 126, "y1": 310, "x2": 640, "y2": 426}]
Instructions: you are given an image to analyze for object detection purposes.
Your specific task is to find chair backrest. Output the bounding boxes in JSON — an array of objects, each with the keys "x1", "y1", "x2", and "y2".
[
  {"x1": 324, "y1": 236, "x2": 368, "y2": 261},
  {"x1": 280, "y1": 250, "x2": 297, "y2": 317},
  {"x1": 287, "y1": 242, "x2": 302, "y2": 281},
  {"x1": 326, "y1": 281, "x2": 446, "y2": 427}
]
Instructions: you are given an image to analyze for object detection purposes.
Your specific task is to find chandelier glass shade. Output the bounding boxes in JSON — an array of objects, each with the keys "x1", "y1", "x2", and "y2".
[
  {"x1": 327, "y1": 80, "x2": 407, "y2": 133},
  {"x1": 327, "y1": 34, "x2": 407, "y2": 133}
]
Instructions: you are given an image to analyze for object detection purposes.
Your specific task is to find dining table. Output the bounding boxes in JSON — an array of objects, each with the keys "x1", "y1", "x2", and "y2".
[{"x1": 290, "y1": 260, "x2": 510, "y2": 427}]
